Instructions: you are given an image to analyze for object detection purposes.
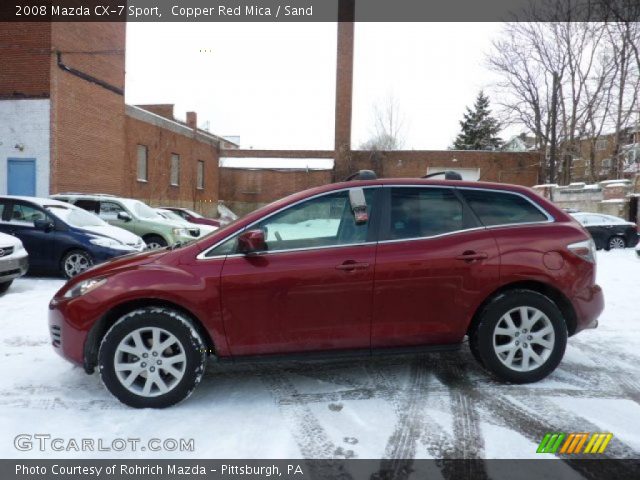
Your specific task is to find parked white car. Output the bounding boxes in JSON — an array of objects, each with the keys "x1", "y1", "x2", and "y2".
[
  {"x1": 0, "y1": 232, "x2": 28, "y2": 293},
  {"x1": 155, "y1": 209, "x2": 216, "y2": 238}
]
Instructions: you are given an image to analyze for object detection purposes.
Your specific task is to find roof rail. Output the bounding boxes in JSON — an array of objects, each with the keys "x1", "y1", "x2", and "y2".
[
  {"x1": 343, "y1": 170, "x2": 377, "y2": 181},
  {"x1": 421, "y1": 171, "x2": 463, "y2": 180}
]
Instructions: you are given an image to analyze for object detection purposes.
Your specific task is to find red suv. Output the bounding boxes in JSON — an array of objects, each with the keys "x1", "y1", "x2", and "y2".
[{"x1": 49, "y1": 175, "x2": 603, "y2": 408}]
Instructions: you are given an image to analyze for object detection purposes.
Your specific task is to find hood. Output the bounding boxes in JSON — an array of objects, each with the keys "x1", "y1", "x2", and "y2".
[
  {"x1": 79, "y1": 224, "x2": 142, "y2": 244},
  {"x1": 66, "y1": 248, "x2": 170, "y2": 285}
]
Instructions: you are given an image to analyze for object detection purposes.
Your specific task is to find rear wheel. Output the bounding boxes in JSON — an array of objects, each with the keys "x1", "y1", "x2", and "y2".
[
  {"x1": 470, "y1": 289, "x2": 567, "y2": 383},
  {"x1": 0, "y1": 280, "x2": 13, "y2": 294},
  {"x1": 98, "y1": 307, "x2": 206, "y2": 408},
  {"x1": 607, "y1": 236, "x2": 626, "y2": 250},
  {"x1": 144, "y1": 235, "x2": 167, "y2": 249},
  {"x1": 61, "y1": 249, "x2": 93, "y2": 278}
]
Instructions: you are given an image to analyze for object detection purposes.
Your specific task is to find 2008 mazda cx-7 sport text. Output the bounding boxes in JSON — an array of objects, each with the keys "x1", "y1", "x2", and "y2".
[{"x1": 49, "y1": 175, "x2": 604, "y2": 408}]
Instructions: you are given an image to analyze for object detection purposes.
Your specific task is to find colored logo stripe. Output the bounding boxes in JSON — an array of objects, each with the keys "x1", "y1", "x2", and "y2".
[{"x1": 537, "y1": 433, "x2": 613, "y2": 454}]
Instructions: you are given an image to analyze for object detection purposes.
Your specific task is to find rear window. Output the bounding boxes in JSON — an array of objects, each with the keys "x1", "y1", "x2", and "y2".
[{"x1": 461, "y1": 190, "x2": 549, "y2": 226}]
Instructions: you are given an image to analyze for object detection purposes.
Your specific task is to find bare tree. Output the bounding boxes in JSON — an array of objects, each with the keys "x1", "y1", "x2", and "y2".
[
  {"x1": 488, "y1": 17, "x2": 640, "y2": 184},
  {"x1": 359, "y1": 94, "x2": 405, "y2": 151}
]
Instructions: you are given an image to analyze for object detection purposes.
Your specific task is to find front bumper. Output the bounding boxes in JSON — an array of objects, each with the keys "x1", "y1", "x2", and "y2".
[
  {"x1": 48, "y1": 296, "x2": 93, "y2": 368},
  {"x1": 0, "y1": 253, "x2": 28, "y2": 282}
]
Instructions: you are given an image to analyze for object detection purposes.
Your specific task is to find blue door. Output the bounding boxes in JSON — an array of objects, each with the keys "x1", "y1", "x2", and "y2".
[{"x1": 7, "y1": 158, "x2": 36, "y2": 196}]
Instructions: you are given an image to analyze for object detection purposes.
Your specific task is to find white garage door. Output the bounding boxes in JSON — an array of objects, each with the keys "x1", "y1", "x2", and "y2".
[{"x1": 426, "y1": 167, "x2": 480, "y2": 181}]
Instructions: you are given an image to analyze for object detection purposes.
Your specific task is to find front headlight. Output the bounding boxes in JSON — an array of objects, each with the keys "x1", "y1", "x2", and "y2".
[
  {"x1": 172, "y1": 228, "x2": 189, "y2": 236},
  {"x1": 63, "y1": 277, "x2": 107, "y2": 299},
  {"x1": 90, "y1": 236, "x2": 132, "y2": 251}
]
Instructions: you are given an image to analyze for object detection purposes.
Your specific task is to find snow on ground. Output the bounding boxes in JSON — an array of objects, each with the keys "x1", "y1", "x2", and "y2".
[{"x1": 0, "y1": 250, "x2": 639, "y2": 464}]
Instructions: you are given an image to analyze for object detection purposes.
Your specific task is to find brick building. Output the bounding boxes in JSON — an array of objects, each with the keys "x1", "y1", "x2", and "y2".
[{"x1": 0, "y1": 22, "x2": 234, "y2": 216}]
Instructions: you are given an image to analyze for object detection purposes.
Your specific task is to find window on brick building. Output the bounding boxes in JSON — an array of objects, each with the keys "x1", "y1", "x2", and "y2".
[
  {"x1": 596, "y1": 138, "x2": 608, "y2": 151},
  {"x1": 170, "y1": 154, "x2": 180, "y2": 186},
  {"x1": 197, "y1": 160, "x2": 205, "y2": 190},
  {"x1": 137, "y1": 145, "x2": 148, "y2": 182}
]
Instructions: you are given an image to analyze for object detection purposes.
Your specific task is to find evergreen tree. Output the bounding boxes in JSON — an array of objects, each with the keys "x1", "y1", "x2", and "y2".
[{"x1": 451, "y1": 91, "x2": 503, "y2": 150}]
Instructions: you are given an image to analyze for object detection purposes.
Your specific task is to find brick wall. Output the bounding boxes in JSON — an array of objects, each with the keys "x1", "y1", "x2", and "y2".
[
  {"x1": 349, "y1": 150, "x2": 541, "y2": 186},
  {"x1": 219, "y1": 149, "x2": 542, "y2": 214},
  {"x1": 0, "y1": 22, "x2": 51, "y2": 98},
  {"x1": 49, "y1": 22, "x2": 126, "y2": 195},
  {"x1": 126, "y1": 113, "x2": 220, "y2": 217}
]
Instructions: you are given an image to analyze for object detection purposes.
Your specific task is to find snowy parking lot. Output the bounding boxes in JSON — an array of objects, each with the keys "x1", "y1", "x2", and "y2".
[{"x1": 0, "y1": 250, "x2": 639, "y2": 463}]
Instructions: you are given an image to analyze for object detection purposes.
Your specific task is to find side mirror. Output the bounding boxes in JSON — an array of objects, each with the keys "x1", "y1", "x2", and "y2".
[
  {"x1": 34, "y1": 218, "x2": 54, "y2": 232},
  {"x1": 349, "y1": 188, "x2": 369, "y2": 225},
  {"x1": 237, "y1": 229, "x2": 266, "y2": 255},
  {"x1": 117, "y1": 211, "x2": 132, "y2": 222}
]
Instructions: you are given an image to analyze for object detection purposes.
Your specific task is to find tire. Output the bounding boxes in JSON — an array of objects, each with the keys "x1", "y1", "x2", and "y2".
[
  {"x1": 98, "y1": 307, "x2": 207, "y2": 408},
  {"x1": 607, "y1": 236, "x2": 626, "y2": 250},
  {"x1": 470, "y1": 289, "x2": 567, "y2": 384},
  {"x1": 144, "y1": 235, "x2": 167, "y2": 249},
  {"x1": 0, "y1": 280, "x2": 13, "y2": 294},
  {"x1": 61, "y1": 249, "x2": 93, "y2": 279},
  {"x1": 466, "y1": 329, "x2": 484, "y2": 367}
]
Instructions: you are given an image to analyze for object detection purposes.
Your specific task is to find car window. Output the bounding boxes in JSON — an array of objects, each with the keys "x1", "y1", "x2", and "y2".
[
  {"x1": 8, "y1": 203, "x2": 48, "y2": 226},
  {"x1": 0, "y1": 201, "x2": 6, "y2": 220},
  {"x1": 74, "y1": 199, "x2": 100, "y2": 214},
  {"x1": 461, "y1": 189, "x2": 549, "y2": 227},
  {"x1": 206, "y1": 189, "x2": 375, "y2": 256},
  {"x1": 389, "y1": 187, "x2": 464, "y2": 240},
  {"x1": 99, "y1": 201, "x2": 125, "y2": 220}
]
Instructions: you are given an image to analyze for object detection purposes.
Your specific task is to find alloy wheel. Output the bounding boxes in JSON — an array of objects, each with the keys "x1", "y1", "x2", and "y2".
[
  {"x1": 608, "y1": 237, "x2": 626, "y2": 249},
  {"x1": 113, "y1": 327, "x2": 187, "y2": 397},
  {"x1": 64, "y1": 252, "x2": 92, "y2": 277},
  {"x1": 492, "y1": 306, "x2": 555, "y2": 372}
]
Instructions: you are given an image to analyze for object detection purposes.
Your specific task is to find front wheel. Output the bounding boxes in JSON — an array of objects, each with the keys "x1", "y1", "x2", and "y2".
[
  {"x1": 470, "y1": 290, "x2": 567, "y2": 383},
  {"x1": 61, "y1": 250, "x2": 93, "y2": 279},
  {"x1": 144, "y1": 235, "x2": 167, "y2": 250},
  {"x1": 98, "y1": 307, "x2": 207, "y2": 408}
]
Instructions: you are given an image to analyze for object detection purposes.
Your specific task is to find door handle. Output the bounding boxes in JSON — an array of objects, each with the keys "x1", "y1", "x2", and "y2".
[
  {"x1": 336, "y1": 261, "x2": 370, "y2": 271},
  {"x1": 455, "y1": 251, "x2": 488, "y2": 262}
]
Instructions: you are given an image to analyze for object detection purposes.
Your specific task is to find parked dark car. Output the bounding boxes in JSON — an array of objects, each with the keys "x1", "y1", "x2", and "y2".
[
  {"x1": 50, "y1": 176, "x2": 603, "y2": 408},
  {"x1": 158, "y1": 207, "x2": 221, "y2": 228},
  {"x1": 570, "y1": 212, "x2": 638, "y2": 250},
  {"x1": 0, "y1": 196, "x2": 145, "y2": 278}
]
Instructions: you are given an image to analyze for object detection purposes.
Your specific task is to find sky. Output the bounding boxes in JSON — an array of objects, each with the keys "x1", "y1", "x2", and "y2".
[{"x1": 125, "y1": 22, "x2": 514, "y2": 150}]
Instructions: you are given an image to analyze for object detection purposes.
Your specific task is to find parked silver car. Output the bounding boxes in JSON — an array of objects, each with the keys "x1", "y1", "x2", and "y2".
[{"x1": 0, "y1": 232, "x2": 28, "y2": 293}]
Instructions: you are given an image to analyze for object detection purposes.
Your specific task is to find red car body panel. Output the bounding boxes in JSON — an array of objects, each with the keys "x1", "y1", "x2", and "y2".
[
  {"x1": 160, "y1": 207, "x2": 221, "y2": 228},
  {"x1": 48, "y1": 178, "x2": 604, "y2": 370}
]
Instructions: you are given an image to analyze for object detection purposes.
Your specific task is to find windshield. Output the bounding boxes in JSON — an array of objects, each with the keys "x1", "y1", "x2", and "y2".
[
  {"x1": 158, "y1": 210, "x2": 186, "y2": 223},
  {"x1": 133, "y1": 201, "x2": 162, "y2": 219},
  {"x1": 184, "y1": 209, "x2": 203, "y2": 218},
  {"x1": 46, "y1": 206, "x2": 106, "y2": 227}
]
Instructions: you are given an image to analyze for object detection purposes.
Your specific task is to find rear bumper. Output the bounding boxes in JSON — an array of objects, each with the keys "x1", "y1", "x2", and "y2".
[{"x1": 572, "y1": 284, "x2": 604, "y2": 335}]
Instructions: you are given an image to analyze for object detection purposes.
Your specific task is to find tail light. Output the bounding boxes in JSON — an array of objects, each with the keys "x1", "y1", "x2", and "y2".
[{"x1": 567, "y1": 239, "x2": 596, "y2": 263}]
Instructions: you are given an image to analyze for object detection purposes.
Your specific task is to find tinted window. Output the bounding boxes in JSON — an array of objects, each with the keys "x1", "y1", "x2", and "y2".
[
  {"x1": 389, "y1": 187, "x2": 464, "y2": 240},
  {"x1": 461, "y1": 190, "x2": 548, "y2": 226},
  {"x1": 206, "y1": 188, "x2": 375, "y2": 256},
  {"x1": 74, "y1": 199, "x2": 100, "y2": 214}
]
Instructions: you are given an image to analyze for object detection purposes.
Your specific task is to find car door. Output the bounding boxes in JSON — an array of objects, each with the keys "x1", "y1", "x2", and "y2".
[
  {"x1": 371, "y1": 186, "x2": 500, "y2": 348},
  {"x1": 99, "y1": 200, "x2": 134, "y2": 231},
  {"x1": 2, "y1": 200, "x2": 54, "y2": 269},
  {"x1": 218, "y1": 187, "x2": 380, "y2": 356}
]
